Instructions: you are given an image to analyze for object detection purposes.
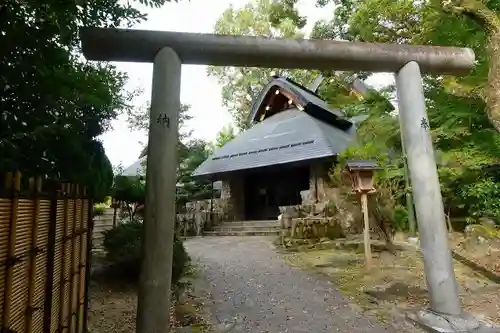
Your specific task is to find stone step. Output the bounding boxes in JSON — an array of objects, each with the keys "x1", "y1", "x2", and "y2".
[
  {"x1": 222, "y1": 219, "x2": 277, "y2": 223},
  {"x1": 203, "y1": 229, "x2": 281, "y2": 237},
  {"x1": 93, "y1": 224, "x2": 114, "y2": 232},
  {"x1": 212, "y1": 225, "x2": 280, "y2": 232},
  {"x1": 215, "y1": 220, "x2": 279, "y2": 228}
]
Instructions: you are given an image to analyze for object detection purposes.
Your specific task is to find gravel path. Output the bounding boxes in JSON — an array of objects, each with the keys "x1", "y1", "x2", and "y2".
[{"x1": 185, "y1": 236, "x2": 397, "y2": 333}]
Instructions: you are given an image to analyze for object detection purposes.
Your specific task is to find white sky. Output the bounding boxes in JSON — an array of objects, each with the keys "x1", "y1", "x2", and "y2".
[{"x1": 99, "y1": 0, "x2": 393, "y2": 169}]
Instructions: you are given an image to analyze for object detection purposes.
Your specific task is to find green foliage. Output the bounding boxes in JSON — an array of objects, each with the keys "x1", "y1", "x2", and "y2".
[
  {"x1": 111, "y1": 176, "x2": 146, "y2": 221},
  {"x1": 86, "y1": 141, "x2": 115, "y2": 202},
  {"x1": 135, "y1": 0, "x2": 180, "y2": 8},
  {"x1": 393, "y1": 205, "x2": 409, "y2": 232},
  {"x1": 458, "y1": 177, "x2": 500, "y2": 220},
  {"x1": 207, "y1": 0, "x2": 314, "y2": 130},
  {"x1": 103, "y1": 221, "x2": 143, "y2": 265},
  {"x1": 112, "y1": 176, "x2": 145, "y2": 204},
  {"x1": 211, "y1": 0, "x2": 500, "y2": 224},
  {"x1": 215, "y1": 124, "x2": 236, "y2": 148},
  {"x1": 0, "y1": 0, "x2": 183, "y2": 199},
  {"x1": 103, "y1": 221, "x2": 190, "y2": 285},
  {"x1": 126, "y1": 100, "x2": 213, "y2": 205},
  {"x1": 312, "y1": 0, "x2": 500, "y2": 222},
  {"x1": 268, "y1": 0, "x2": 307, "y2": 29},
  {"x1": 177, "y1": 140, "x2": 213, "y2": 206},
  {"x1": 93, "y1": 204, "x2": 107, "y2": 216}
]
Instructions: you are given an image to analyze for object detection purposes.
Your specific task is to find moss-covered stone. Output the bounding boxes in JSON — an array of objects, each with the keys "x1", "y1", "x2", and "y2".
[
  {"x1": 465, "y1": 224, "x2": 500, "y2": 240},
  {"x1": 325, "y1": 223, "x2": 344, "y2": 240}
]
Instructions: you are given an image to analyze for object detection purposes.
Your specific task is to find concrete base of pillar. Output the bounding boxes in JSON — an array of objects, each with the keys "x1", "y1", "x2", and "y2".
[{"x1": 406, "y1": 310, "x2": 499, "y2": 332}]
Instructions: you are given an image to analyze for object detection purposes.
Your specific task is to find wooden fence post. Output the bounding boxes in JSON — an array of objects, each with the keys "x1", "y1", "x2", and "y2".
[
  {"x1": 68, "y1": 185, "x2": 78, "y2": 333},
  {"x1": 75, "y1": 188, "x2": 86, "y2": 333},
  {"x1": 82, "y1": 196, "x2": 94, "y2": 333},
  {"x1": 58, "y1": 184, "x2": 70, "y2": 333},
  {"x1": 43, "y1": 180, "x2": 59, "y2": 333},
  {"x1": 2, "y1": 171, "x2": 21, "y2": 332},
  {"x1": 25, "y1": 177, "x2": 42, "y2": 333}
]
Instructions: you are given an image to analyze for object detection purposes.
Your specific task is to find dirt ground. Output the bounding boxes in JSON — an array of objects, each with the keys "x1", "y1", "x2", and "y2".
[
  {"x1": 87, "y1": 280, "x2": 137, "y2": 333},
  {"x1": 87, "y1": 235, "x2": 499, "y2": 332},
  {"x1": 449, "y1": 232, "x2": 500, "y2": 275},
  {"x1": 87, "y1": 268, "x2": 212, "y2": 333},
  {"x1": 285, "y1": 241, "x2": 500, "y2": 326}
]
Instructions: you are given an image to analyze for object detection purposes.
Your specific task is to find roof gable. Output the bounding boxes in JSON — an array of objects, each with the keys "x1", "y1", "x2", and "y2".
[{"x1": 248, "y1": 76, "x2": 352, "y2": 130}]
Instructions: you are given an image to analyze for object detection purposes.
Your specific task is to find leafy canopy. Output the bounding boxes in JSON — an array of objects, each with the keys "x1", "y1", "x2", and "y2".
[
  {"x1": 251, "y1": 0, "x2": 500, "y2": 221},
  {"x1": 308, "y1": 0, "x2": 500, "y2": 220},
  {"x1": 207, "y1": 0, "x2": 314, "y2": 130},
  {"x1": 1, "y1": 0, "x2": 181, "y2": 199}
]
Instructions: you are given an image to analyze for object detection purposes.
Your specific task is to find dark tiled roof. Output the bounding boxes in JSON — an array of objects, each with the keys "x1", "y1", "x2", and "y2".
[
  {"x1": 122, "y1": 157, "x2": 146, "y2": 176},
  {"x1": 193, "y1": 108, "x2": 355, "y2": 178},
  {"x1": 122, "y1": 157, "x2": 222, "y2": 189}
]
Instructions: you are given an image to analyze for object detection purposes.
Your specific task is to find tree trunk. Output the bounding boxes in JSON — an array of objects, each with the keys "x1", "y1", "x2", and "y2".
[
  {"x1": 486, "y1": 31, "x2": 500, "y2": 132},
  {"x1": 443, "y1": 0, "x2": 500, "y2": 132},
  {"x1": 445, "y1": 209, "x2": 454, "y2": 232},
  {"x1": 126, "y1": 203, "x2": 133, "y2": 223}
]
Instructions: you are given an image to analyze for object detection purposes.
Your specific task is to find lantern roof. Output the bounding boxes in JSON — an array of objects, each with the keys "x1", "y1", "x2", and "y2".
[{"x1": 344, "y1": 160, "x2": 381, "y2": 172}]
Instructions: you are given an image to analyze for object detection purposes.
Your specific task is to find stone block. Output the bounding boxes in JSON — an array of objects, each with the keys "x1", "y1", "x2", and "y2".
[{"x1": 300, "y1": 190, "x2": 315, "y2": 205}]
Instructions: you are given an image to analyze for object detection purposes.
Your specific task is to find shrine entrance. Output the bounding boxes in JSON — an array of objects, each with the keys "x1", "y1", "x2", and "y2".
[{"x1": 244, "y1": 165, "x2": 309, "y2": 220}]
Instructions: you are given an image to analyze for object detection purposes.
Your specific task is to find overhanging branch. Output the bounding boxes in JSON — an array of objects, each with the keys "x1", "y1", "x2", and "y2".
[
  {"x1": 443, "y1": 76, "x2": 486, "y2": 101},
  {"x1": 442, "y1": 0, "x2": 500, "y2": 31}
]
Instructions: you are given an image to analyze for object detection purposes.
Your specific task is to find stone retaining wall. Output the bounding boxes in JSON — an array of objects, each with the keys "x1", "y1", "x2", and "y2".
[
  {"x1": 279, "y1": 195, "x2": 359, "y2": 238},
  {"x1": 280, "y1": 216, "x2": 344, "y2": 240},
  {"x1": 176, "y1": 198, "x2": 231, "y2": 236}
]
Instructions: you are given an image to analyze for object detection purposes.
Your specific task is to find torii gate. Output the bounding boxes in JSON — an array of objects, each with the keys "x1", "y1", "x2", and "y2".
[{"x1": 79, "y1": 27, "x2": 481, "y2": 332}]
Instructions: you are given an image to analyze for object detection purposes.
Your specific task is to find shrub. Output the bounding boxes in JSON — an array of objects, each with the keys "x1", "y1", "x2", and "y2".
[
  {"x1": 102, "y1": 220, "x2": 190, "y2": 286},
  {"x1": 111, "y1": 176, "x2": 146, "y2": 222},
  {"x1": 93, "y1": 203, "x2": 106, "y2": 217},
  {"x1": 392, "y1": 205, "x2": 409, "y2": 232}
]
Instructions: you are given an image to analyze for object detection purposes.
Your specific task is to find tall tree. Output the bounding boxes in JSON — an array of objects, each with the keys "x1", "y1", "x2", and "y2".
[
  {"x1": 442, "y1": 0, "x2": 500, "y2": 133},
  {"x1": 310, "y1": 0, "x2": 500, "y2": 219},
  {"x1": 176, "y1": 139, "x2": 213, "y2": 205},
  {"x1": 269, "y1": 0, "x2": 500, "y2": 220},
  {"x1": 207, "y1": 0, "x2": 314, "y2": 130},
  {"x1": 0, "y1": 0, "x2": 180, "y2": 199},
  {"x1": 127, "y1": 102, "x2": 194, "y2": 158},
  {"x1": 311, "y1": 0, "x2": 500, "y2": 134},
  {"x1": 127, "y1": 97, "x2": 214, "y2": 203}
]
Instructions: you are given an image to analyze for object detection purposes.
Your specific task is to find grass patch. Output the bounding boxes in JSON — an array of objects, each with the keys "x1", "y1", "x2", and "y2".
[{"x1": 283, "y1": 241, "x2": 500, "y2": 327}]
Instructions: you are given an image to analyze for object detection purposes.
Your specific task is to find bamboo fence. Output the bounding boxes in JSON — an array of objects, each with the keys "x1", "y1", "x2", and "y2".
[{"x1": 0, "y1": 172, "x2": 93, "y2": 333}]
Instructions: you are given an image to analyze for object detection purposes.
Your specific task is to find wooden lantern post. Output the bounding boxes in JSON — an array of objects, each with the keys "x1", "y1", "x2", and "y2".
[{"x1": 344, "y1": 160, "x2": 381, "y2": 268}]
